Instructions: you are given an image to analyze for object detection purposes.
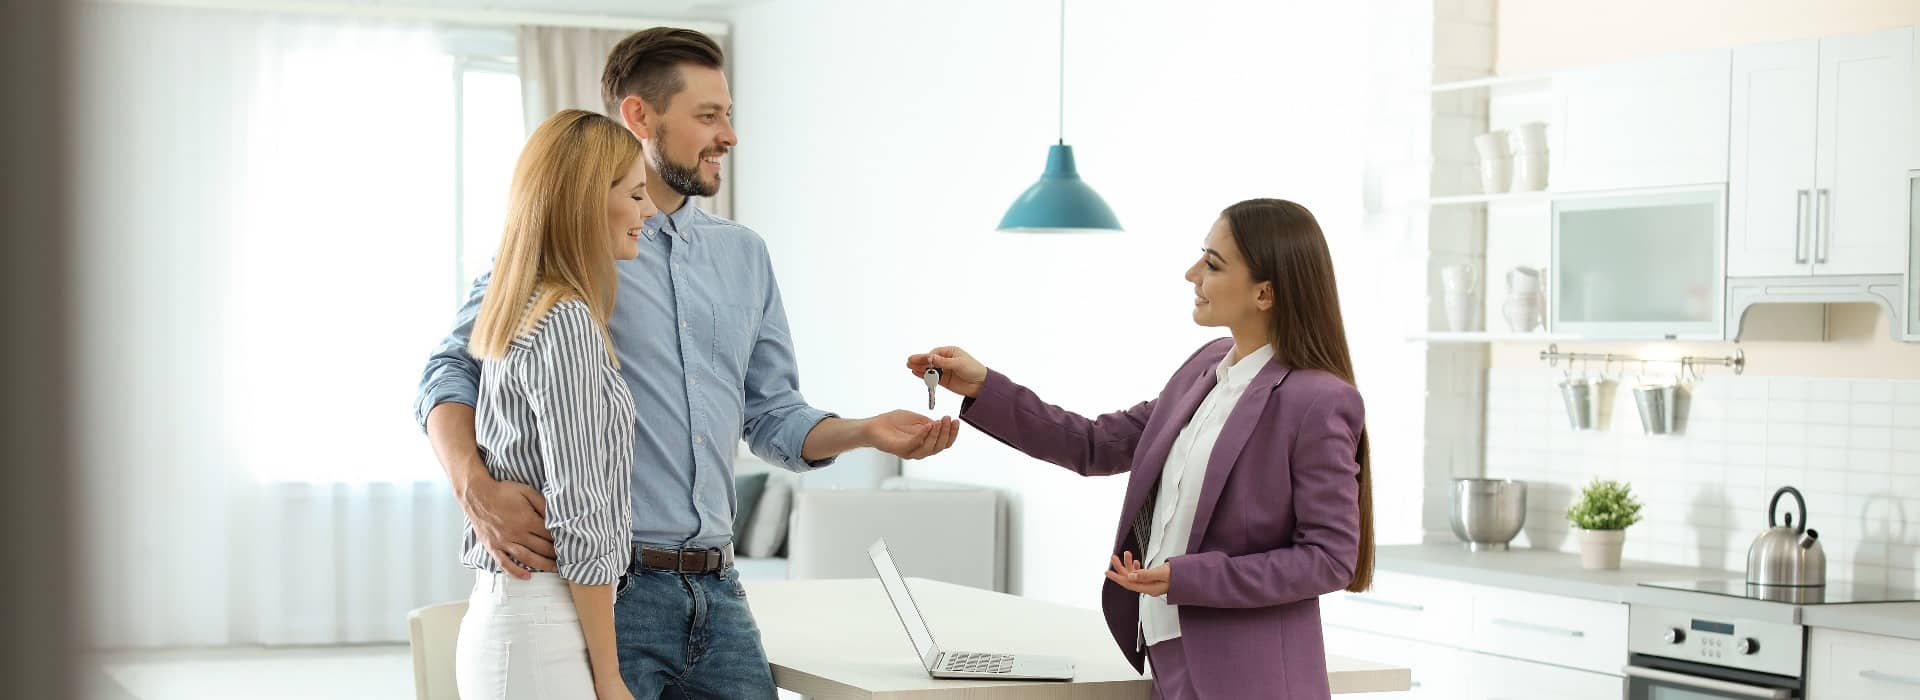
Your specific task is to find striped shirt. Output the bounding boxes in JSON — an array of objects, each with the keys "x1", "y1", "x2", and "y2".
[
  {"x1": 461, "y1": 298, "x2": 636, "y2": 585},
  {"x1": 418, "y1": 203, "x2": 834, "y2": 551}
]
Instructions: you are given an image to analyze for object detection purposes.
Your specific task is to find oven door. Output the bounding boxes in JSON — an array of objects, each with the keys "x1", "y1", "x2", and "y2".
[{"x1": 1626, "y1": 655, "x2": 1802, "y2": 700}]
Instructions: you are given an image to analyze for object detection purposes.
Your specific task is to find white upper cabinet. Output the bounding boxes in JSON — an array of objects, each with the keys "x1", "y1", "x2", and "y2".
[
  {"x1": 1729, "y1": 40, "x2": 1819, "y2": 277},
  {"x1": 1728, "y1": 28, "x2": 1914, "y2": 277},
  {"x1": 1815, "y1": 28, "x2": 1913, "y2": 275},
  {"x1": 1550, "y1": 50, "x2": 1731, "y2": 193}
]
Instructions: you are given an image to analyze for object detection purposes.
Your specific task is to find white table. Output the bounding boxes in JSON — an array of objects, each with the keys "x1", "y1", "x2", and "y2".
[{"x1": 745, "y1": 577, "x2": 1410, "y2": 699}]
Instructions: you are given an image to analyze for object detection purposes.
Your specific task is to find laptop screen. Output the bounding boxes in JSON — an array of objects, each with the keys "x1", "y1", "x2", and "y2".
[{"x1": 867, "y1": 539, "x2": 941, "y2": 670}]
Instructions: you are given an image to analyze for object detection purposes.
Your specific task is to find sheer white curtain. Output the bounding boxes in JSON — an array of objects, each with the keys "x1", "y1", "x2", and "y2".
[
  {"x1": 517, "y1": 24, "x2": 734, "y2": 218},
  {"x1": 75, "y1": 4, "x2": 476, "y2": 647}
]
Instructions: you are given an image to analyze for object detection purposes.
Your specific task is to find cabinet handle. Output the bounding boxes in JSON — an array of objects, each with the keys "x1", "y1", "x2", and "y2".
[
  {"x1": 1344, "y1": 594, "x2": 1423, "y2": 612},
  {"x1": 1861, "y1": 669, "x2": 1920, "y2": 686},
  {"x1": 1624, "y1": 666, "x2": 1789, "y2": 699},
  {"x1": 1490, "y1": 617, "x2": 1584, "y2": 637},
  {"x1": 1793, "y1": 189, "x2": 1809, "y2": 264},
  {"x1": 1814, "y1": 188, "x2": 1831, "y2": 264}
]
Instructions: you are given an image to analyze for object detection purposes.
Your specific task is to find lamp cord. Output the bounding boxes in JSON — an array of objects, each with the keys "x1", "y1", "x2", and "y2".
[{"x1": 1057, "y1": 0, "x2": 1065, "y2": 145}]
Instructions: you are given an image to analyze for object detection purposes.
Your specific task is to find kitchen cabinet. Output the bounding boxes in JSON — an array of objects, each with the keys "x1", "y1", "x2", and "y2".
[
  {"x1": 1465, "y1": 650, "x2": 1623, "y2": 700},
  {"x1": 1549, "y1": 49, "x2": 1731, "y2": 193},
  {"x1": 1728, "y1": 28, "x2": 1914, "y2": 277},
  {"x1": 1551, "y1": 186, "x2": 1726, "y2": 339},
  {"x1": 1323, "y1": 572, "x2": 1629, "y2": 697},
  {"x1": 1468, "y1": 587, "x2": 1627, "y2": 676},
  {"x1": 1319, "y1": 571, "x2": 1473, "y2": 648},
  {"x1": 1323, "y1": 626, "x2": 1469, "y2": 699},
  {"x1": 1807, "y1": 628, "x2": 1920, "y2": 699}
]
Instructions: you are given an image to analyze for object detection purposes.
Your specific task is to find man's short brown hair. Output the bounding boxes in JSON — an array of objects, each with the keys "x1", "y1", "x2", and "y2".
[{"x1": 601, "y1": 28, "x2": 725, "y2": 116}]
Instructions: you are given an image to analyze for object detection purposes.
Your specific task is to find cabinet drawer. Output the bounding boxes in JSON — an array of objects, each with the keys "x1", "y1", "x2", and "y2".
[
  {"x1": 1323, "y1": 627, "x2": 1468, "y2": 699},
  {"x1": 1467, "y1": 651, "x2": 1624, "y2": 700},
  {"x1": 1468, "y1": 588, "x2": 1627, "y2": 676},
  {"x1": 1809, "y1": 628, "x2": 1920, "y2": 699},
  {"x1": 1321, "y1": 571, "x2": 1472, "y2": 648}
]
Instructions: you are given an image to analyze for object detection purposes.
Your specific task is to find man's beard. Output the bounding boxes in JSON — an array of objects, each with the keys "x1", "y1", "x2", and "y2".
[{"x1": 651, "y1": 124, "x2": 722, "y2": 198}]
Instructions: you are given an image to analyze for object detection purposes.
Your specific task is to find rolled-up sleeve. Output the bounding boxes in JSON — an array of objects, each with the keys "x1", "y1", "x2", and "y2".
[
  {"x1": 413, "y1": 272, "x2": 490, "y2": 430},
  {"x1": 739, "y1": 252, "x2": 834, "y2": 471},
  {"x1": 519, "y1": 306, "x2": 630, "y2": 586}
]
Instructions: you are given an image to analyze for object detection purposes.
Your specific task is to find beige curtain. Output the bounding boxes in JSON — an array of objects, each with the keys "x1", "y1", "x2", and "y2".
[{"x1": 517, "y1": 25, "x2": 733, "y2": 219}]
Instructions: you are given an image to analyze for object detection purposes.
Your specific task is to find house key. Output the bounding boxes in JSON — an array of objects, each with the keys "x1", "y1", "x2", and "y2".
[{"x1": 922, "y1": 367, "x2": 940, "y2": 411}]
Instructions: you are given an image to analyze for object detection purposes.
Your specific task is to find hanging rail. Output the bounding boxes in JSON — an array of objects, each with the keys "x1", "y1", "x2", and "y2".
[{"x1": 1538, "y1": 344, "x2": 1745, "y2": 376}]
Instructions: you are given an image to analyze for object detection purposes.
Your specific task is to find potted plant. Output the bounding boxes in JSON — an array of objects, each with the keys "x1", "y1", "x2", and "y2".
[{"x1": 1567, "y1": 478, "x2": 1643, "y2": 569}]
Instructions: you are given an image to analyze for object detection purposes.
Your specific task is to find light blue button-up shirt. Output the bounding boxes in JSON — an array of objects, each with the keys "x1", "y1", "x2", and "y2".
[{"x1": 416, "y1": 203, "x2": 834, "y2": 549}]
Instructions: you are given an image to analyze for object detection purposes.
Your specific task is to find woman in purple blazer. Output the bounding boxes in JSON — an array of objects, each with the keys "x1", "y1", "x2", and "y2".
[{"x1": 907, "y1": 198, "x2": 1373, "y2": 699}]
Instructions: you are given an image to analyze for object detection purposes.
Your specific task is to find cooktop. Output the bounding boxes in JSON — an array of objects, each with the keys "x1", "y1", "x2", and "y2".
[{"x1": 1640, "y1": 579, "x2": 1920, "y2": 605}]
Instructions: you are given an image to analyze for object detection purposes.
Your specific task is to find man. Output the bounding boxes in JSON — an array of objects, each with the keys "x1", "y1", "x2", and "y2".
[{"x1": 415, "y1": 27, "x2": 960, "y2": 698}]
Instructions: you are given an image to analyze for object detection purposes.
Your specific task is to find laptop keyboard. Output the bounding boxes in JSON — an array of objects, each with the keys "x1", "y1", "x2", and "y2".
[{"x1": 941, "y1": 651, "x2": 1015, "y2": 674}]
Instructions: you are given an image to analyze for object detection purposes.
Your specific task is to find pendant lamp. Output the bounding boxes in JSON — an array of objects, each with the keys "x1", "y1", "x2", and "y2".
[{"x1": 996, "y1": 0, "x2": 1121, "y2": 233}]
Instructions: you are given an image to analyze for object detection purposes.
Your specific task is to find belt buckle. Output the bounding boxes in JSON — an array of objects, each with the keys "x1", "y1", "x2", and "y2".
[{"x1": 677, "y1": 549, "x2": 701, "y2": 573}]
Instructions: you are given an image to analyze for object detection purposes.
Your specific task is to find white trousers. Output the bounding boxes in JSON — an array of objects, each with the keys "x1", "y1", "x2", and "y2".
[{"x1": 455, "y1": 571, "x2": 595, "y2": 699}]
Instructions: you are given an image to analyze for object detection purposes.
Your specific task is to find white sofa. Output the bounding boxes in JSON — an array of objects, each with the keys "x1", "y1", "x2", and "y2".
[{"x1": 732, "y1": 449, "x2": 1006, "y2": 591}]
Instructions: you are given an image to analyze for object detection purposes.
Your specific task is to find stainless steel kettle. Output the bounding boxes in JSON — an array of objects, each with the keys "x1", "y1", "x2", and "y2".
[{"x1": 1746, "y1": 486, "x2": 1826, "y2": 587}]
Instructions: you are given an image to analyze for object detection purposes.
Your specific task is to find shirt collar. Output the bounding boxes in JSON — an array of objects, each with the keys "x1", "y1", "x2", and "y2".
[
  {"x1": 646, "y1": 200, "x2": 705, "y2": 242},
  {"x1": 1214, "y1": 343, "x2": 1276, "y2": 390}
]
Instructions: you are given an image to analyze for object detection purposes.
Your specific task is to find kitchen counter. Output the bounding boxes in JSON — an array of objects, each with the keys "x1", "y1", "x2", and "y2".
[
  {"x1": 1800, "y1": 603, "x2": 1920, "y2": 641},
  {"x1": 1375, "y1": 543, "x2": 1730, "y2": 603},
  {"x1": 1377, "y1": 544, "x2": 1920, "y2": 639}
]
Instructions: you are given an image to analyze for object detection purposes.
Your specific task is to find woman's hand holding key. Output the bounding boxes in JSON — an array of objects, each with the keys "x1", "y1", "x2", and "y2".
[{"x1": 906, "y1": 347, "x2": 988, "y2": 399}]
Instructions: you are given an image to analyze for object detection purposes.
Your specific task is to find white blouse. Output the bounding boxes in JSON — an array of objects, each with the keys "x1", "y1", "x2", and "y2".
[{"x1": 1139, "y1": 343, "x2": 1274, "y2": 646}]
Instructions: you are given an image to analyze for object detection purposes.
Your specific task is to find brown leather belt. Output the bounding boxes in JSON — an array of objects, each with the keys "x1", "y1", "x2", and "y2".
[{"x1": 634, "y1": 544, "x2": 733, "y2": 574}]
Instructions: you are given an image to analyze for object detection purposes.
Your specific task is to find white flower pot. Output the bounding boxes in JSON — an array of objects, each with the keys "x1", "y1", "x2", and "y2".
[{"x1": 1579, "y1": 528, "x2": 1626, "y2": 569}]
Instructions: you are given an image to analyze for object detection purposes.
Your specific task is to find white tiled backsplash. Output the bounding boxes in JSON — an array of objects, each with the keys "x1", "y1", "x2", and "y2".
[{"x1": 1484, "y1": 367, "x2": 1920, "y2": 590}]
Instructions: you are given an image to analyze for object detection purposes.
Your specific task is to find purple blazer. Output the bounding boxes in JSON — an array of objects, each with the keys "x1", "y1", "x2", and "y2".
[{"x1": 959, "y1": 338, "x2": 1365, "y2": 699}]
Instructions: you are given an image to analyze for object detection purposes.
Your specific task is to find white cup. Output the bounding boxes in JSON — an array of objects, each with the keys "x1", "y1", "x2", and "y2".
[
  {"x1": 1445, "y1": 290, "x2": 1477, "y2": 332},
  {"x1": 1478, "y1": 157, "x2": 1512, "y2": 194},
  {"x1": 1474, "y1": 130, "x2": 1510, "y2": 159},
  {"x1": 1509, "y1": 122, "x2": 1548, "y2": 154},
  {"x1": 1502, "y1": 294, "x2": 1541, "y2": 332},
  {"x1": 1441, "y1": 263, "x2": 1478, "y2": 293},
  {"x1": 1506, "y1": 266, "x2": 1543, "y2": 294},
  {"x1": 1513, "y1": 152, "x2": 1549, "y2": 191}
]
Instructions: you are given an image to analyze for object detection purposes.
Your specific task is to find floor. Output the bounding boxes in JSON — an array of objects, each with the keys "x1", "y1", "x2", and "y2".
[
  {"x1": 90, "y1": 645, "x2": 414, "y2": 700},
  {"x1": 89, "y1": 645, "x2": 805, "y2": 699}
]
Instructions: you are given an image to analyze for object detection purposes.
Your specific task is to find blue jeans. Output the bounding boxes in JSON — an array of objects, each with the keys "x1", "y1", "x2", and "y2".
[{"x1": 614, "y1": 563, "x2": 777, "y2": 699}]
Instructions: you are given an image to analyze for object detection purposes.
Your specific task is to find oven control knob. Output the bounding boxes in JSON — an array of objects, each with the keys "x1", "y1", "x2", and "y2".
[
  {"x1": 1736, "y1": 638, "x2": 1759, "y2": 655},
  {"x1": 1663, "y1": 628, "x2": 1685, "y2": 644}
]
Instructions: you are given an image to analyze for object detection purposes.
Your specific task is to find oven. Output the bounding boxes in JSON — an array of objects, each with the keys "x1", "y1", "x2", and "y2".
[
  {"x1": 1627, "y1": 605, "x2": 1805, "y2": 700},
  {"x1": 1625, "y1": 654, "x2": 1801, "y2": 700}
]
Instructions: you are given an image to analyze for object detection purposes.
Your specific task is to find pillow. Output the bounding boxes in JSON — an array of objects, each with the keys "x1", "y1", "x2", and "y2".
[
  {"x1": 732, "y1": 472, "x2": 768, "y2": 546},
  {"x1": 739, "y1": 474, "x2": 791, "y2": 558}
]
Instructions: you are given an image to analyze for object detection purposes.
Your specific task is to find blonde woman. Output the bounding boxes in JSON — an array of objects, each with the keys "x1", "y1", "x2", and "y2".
[{"x1": 454, "y1": 109, "x2": 655, "y2": 700}]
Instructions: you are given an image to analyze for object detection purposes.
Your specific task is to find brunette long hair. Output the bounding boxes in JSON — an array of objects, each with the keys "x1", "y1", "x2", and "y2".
[{"x1": 1221, "y1": 198, "x2": 1373, "y2": 592}]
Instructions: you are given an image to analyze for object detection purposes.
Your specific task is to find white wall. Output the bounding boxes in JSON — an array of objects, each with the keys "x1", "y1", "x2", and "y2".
[
  {"x1": 726, "y1": 0, "x2": 1418, "y2": 607},
  {"x1": 1486, "y1": 368, "x2": 1920, "y2": 590}
]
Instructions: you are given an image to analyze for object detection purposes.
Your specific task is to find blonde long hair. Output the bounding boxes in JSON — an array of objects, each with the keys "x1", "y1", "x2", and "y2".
[{"x1": 470, "y1": 110, "x2": 640, "y2": 363}]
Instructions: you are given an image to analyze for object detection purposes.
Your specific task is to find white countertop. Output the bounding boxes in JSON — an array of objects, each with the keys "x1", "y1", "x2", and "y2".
[
  {"x1": 1800, "y1": 603, "x2": 1920, "y2": 641},
  {"x1": 1375, "y1": 543, "x2": 1731, "y2": 603},
  {"x1": 1377, "y1": 544, "x2": 1920, "y2": 640},
  {"x1": 746, "y1": 577, "x2": 1411, "y2": 697}
]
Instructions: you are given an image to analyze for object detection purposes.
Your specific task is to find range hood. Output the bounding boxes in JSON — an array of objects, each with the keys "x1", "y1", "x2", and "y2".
[{"x1": 1726, "y1": 274, "x2": 1906, "y2": 341}]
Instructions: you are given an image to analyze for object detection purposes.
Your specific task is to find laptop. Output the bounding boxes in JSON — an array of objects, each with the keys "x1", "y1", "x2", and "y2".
[{"x1": 866, "y1": 539, "x2": 1075, "y2": 681}]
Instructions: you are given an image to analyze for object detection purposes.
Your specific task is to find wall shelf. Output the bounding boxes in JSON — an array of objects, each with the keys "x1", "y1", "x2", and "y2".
[
  {"x1": 1407, "y1": 331, "x2": 1577, "y2": 343},
  {"x1": 1421, "y1": 191, "x2": 1552, "y2": 207},
  {"x1": 1428, "y1": 73, "x2": 1552, "y2": 94}
]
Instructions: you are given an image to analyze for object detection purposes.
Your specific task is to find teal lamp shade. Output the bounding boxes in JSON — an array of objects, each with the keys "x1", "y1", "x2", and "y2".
[{"x1": 996, "y1": 143, "x2": 1121, "y2": 232}]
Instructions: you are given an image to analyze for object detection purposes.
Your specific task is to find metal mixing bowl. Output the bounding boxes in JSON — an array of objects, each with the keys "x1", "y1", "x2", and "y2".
[{"x1": 1450, "y1": 478, "x2": 1527, "y2": 551}]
